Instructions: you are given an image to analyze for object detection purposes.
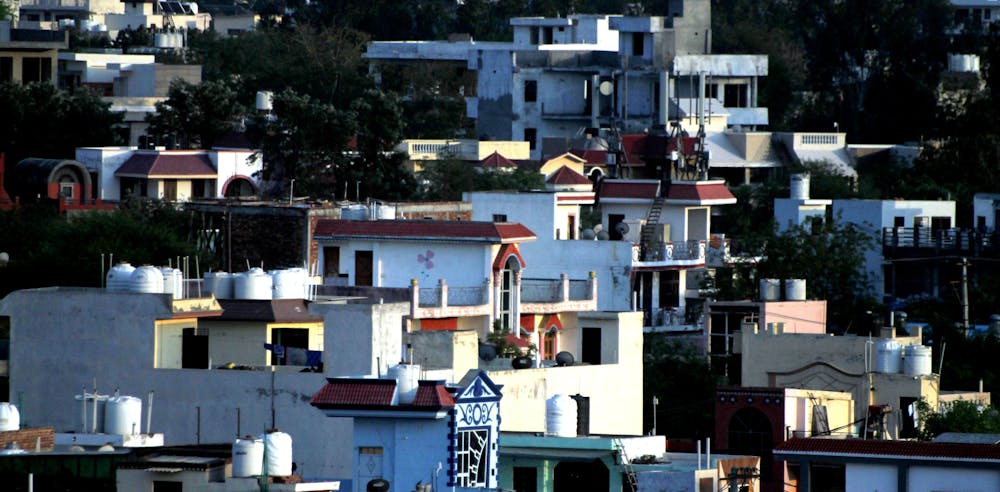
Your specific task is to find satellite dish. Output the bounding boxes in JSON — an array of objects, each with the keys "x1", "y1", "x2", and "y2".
[
  {"x1": 596, "y1": 230, "x2": 610, "y2": 240},
  {"x1": 599, "y1": 80, "x2": 614, "y2": 96},
  {"x1": 479, "y1": 343, "x2": 498, "y2": 362},
  {"x1": 615, "y1": 222, "x2": 630, "y2": 236},
  {"x1": 581, "y1": 229, "x2": 596, "y2": 240},
  {"x1": 555, "y1": 351, "x2": 575, "y2": 367}
]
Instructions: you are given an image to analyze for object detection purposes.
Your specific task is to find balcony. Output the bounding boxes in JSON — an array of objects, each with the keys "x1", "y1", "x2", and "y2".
[
  {"x1": 519, "y1": 274, "x2": 597, "y2": 314},
  {"x1": 882, "y1": 227, "x2": 1000, "y2": 258},
  {"x1": 540, "y1": 102, "x2": 591, "y2": 120},
  {"x1": 632, "y1": 240, "x2": 706, "y2": 269},
  {"x1": 18, "y1": 0, "x2": 89, "y2": 9}
]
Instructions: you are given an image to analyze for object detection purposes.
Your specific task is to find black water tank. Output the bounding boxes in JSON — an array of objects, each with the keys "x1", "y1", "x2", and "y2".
[
  {"x1": 366, "y1": 478, "x2": 390, "y2": 492},
  {"x1": 571, "y1": 394, "x2": 590, "y2": 436}
]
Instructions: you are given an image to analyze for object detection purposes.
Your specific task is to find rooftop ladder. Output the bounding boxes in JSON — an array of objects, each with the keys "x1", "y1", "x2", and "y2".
[{"x1": 612, "y1": 438, "x2": 638, "y2": 492}]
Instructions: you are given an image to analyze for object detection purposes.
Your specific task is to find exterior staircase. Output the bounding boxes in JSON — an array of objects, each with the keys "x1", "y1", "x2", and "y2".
[{"x1": 639, "y1": 196, "x2": 665, "y2": 260}]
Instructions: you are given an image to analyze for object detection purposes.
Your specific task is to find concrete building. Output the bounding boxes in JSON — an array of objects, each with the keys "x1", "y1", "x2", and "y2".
[
  {"x1": 104, "y1": 0, "x2": 211, "y2": 36},
  {"x1": 398, "y1": 138, "x2": 531, "y2": 174},
  {"x1": 774, "y1": 437, "x2": 1000, "y2": 492},
  {"x1": 0, "y1": 20, "x2": 67, "y2": 85},
  {"x1": 74, "y1": 147, "x2": 261, "y2": 202},
  {"x1": 15, "y1": 0, "x2": 123, "y2": 30},
  {"x1": 365, "y1": 8, "x2": 768, "y2": 160}
]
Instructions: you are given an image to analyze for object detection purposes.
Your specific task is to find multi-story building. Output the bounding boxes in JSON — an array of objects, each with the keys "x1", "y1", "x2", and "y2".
[{"x1": 0, "y1": 20, "x2": 67, "y2": 85}]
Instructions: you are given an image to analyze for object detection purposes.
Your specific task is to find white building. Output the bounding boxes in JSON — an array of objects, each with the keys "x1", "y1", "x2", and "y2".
[{"x1": 75, "y1": 147, "x2": 262, "y2": 201}]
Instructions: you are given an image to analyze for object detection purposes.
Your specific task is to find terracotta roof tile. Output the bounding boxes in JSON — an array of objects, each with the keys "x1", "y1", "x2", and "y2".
[
  {"x1": 411, "y1": 381, "x2": 455, "y2": 407},
  {"x1": 115, "y1": 152, "x2": 217, "y2": 178},
  {"x1": 479, "y1": 151, "x2": 517, "y2": 168},
  {"x1": 597, "y1": 180, "x2": 660, "y2": 200},
  {"x1": 774, "y1": 437, "x2": 1000, "y2": 461},
  {"x1": 546, "y1": 165, "x2": 592, "y2": 185},
  {"x1": 570, "y1": 149, "x2": 608, "y2": 165},
  {"x1": 666, "y1": 181, "x2": 736, "y2": 203},
  {"x1": 310, "y1": 379, "x2": 396, "y2": 407},
  {"x1": 315, "y1": 219, "x2": 535, "y2": 244}
]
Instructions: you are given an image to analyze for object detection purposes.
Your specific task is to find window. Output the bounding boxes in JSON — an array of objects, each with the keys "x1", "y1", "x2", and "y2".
[
  {"x1": 270, "y1": 328, "x2": 309, "y2": 366},
  {"x1": 354, "y1": 250, "x2": 373, "y2": 286},
  {"x1": 181, "y1": 327, "x2": 209, "y2": 369},
  {"x1": 894, "y1": 216, "x2": 905, "y2": 228},
  {"x1": 153, "y1": 481, "x2": 183, "y2": 492},
  {"x1": 59, "y1": 183, "x2": 75, "y2": 199},
  {"x1": 0, "y1": 57, "x2": 12, "y2": 82},
  {"x1": 724, "y1": 84, "x2": 747, "y2": 108},
  {"x1": 21, "y1": 57, "x2": 52, "y2": 84},
  {"x1": 492, "y1": 214, "x2": 507, "y2": 223},
  {"x1": 455, "y1": 428, "x2": 490, "y2": 487},
  {"x1": 581, "y1": 327, "x2": 601, "y2": 364},
  {"x1": 567, "y1": 215, "x2": 576, "y2": 240},
  {"x1": 632, "y1": 32, "x2": 645, "y2": 56},
  {"x1": 543, "y1": 332, "x2": 557, "y2": 360},
  {"x1": 524, "y1": 128, "x2": 537, "y2": 151},
  {"x1": 323, "y1": 247, "x2": 340, "y2": 278},
  {"x1": 524, "y1": 80, "x2": 537, "y2": 103},
  {"x1": 608, "y1": 214, "x2": 625, "y2": 240},
  {"x1": 162, "y1": 180, "x2": 177, "y2": 201}
]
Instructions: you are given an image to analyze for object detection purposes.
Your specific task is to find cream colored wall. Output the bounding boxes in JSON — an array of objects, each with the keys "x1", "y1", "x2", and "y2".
[
  {"x1": 154, "y1": 318, "x2": 197, "y2": 369},
  {"x1": 0, "y1": 50, "x2": 59, "y2": 85},
  {"x1": 539, "y1": 153, "x2": 586, "y2": 176},
  {"x1": 783, "y1": 388, "x2": 854, "y2": 437},
  {"x1": 489, "y1": 311, "x2": 643, "y2": 435},
  {"x1": 208, "y1": 320, "x2": 268, "y2": 366},
  {"x1": 761, "y1": 301, "x2": 826, "y2": 334}
]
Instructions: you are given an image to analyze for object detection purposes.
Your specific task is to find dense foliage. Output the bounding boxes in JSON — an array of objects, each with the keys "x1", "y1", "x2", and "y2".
[
  {"x1": 918, "y1": 399, "x2": 1000, "y2": 440},
  {"x1": 644, "y1": 334, "x2": 719, "y2": 438}
]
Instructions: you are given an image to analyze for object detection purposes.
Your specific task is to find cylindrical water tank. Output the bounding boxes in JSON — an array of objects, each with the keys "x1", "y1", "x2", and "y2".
[
  {"x1": 154, "y1": 33, "x2": 169, "y2": 48},
  {"x1": 949, "y1": 54, "x2": 963, "y2": 72},
  {"x1": 256, "y1": 91, "x2": 273, "y2": 111},
  {"x1": 160, "y1": 267, "x2": 183, "y2": 299},
  {"x1": 232, "y1": 437, "x2": 264, "y2": 477},
  {"x1": 545, "y1": 394, "x2": 578, "y2": 437},
  {"x1": 234, "y1": 268, "x2": 272, "y2": 300},
  {"x1": 759, "y1": 278, "x2": 780, "y2": 301},
  {"x1": 130, "y1": 266, "x2": 164, "y2": 294},
  {"x1": 0, "y1": 403, "x2": 20, "y2": 431},
  {"x1": 107, "y1": 262, "x2": 135, "y2": 292},
  {"x1": 105, "y1": 395, "x2": 142, "y2": 435},
  {"x1": 789, "y1": 174, "x2": 810, "y2": 199},
  {"x1": 341, "y1": 204, "x2": 370, "y2": 221},
  {"x1": 972, "y1": 54, "x2": 981, "y2": 73},
  {"x1": 389, "y1": 364, "x2": 420, "y2": 405},
  {"x1": 373, "y1": 204, "x2": 396, "y2": 220},
  {"x1": 261, "y1": 431, "x2": 293, "y2": 476},
  {"x1": 904, "y1": 345, "x2": 933, "y2": 376},
  {"x1": 784, "y1": 279, "x2": 807, "y2": 301},
  {"x1": 875, "y1": 339, "x2": 903, "y2": 374},
  {"x1": 80, "y1": 20, "x2": 94, "y2": 31},
  {"x1": 203, "y1": 272, "x2": 234, "y2": 299},
  {"x1": 272, "y1": 269, "x2": 306, "y2": 300}
]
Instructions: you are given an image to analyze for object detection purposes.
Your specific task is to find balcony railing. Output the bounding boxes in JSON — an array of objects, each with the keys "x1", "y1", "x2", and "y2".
[
  {"x1": 18, "y1": 0, "x2": 89, "y2": 8},
  {"x1": 634, "y1": 239, "x2": 706, "y2": 265},
  {"x1": 882, "y1": 227, "x2": 1000, "y2": 256}
]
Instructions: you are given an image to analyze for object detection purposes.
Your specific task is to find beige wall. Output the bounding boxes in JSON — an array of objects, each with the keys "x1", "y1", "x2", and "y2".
[
  {"x1": 784, "y1": 388, "x2": 854, "y2": 437},
  {"x1": 0, "y1": 50, "x2": 58, "y2": 85},
  {"x1": 208, "y1": 320, "x2": 268, "y2": 366},
  {"x1": 154, "y1": 318, "x2": 197, "y2": 369},
  {"x1": 540, "y1": 153, "x2": 586, "y2": 176}
]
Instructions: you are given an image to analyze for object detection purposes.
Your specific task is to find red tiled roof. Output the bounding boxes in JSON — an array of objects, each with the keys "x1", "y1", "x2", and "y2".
[
  {"x1": 774, "y1": 437, "x2": 1000, "y2": 462},
  {"x1": 315, "y1": 219, "x2": 536, "y2": 244},
  {"x1": 479, "y1": 151, "x2": 517, "y2": 168},
  {"x1": 411, "y1": 381, "x2": 455, "y2": 407},
  {"x1": 666, "y1": 181, "x2": 736, "y2": 203},
  {"x1": 598, "y1": 180, "x2": 660, "y2": 200},
  {"x1": 310, "y1": 379, "x2": 396, "y2": 407},
  {"x1": 570, "y1": 149, "x2": 608, "y2": 165},
  {"x1": 115, "y1": 152, "x2": 217, "y2": 178},
  {"x1": 546, "y1": 165, "x2": 592, "y2": 185},
  {"x1": 505, "y1": 333, "x2": 532, "y2": 348}
]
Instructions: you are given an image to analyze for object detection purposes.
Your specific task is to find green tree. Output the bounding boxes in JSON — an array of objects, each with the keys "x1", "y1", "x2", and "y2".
[
  {"x1": 146, "y1": 79, "x2": 245, "y2": 149},
  {"x1": 0, "y1": 1, "x2": 13, "y2": 21},
  {"x1": 644, "y1": 335, "x2": 719, "y2": 438},
  {"x1": 918, "y1": 399, "x2": 1000, "y2": 440},
  {"x1": 347, "y1": 89, "x2": 417, "y2": 200}
]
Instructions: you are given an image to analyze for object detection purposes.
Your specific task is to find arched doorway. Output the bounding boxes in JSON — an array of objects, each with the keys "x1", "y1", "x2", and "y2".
[
  {"x1": 554, "y1": 459, "x2": 608, "y2": 492},
  {"x1": 223, "y1": 176, "x2": 256, "y2": 198},
  {"x1": 727, "y1": 407, "x2": 773, "y2": 481},
  {"x1": 498, "y1": 255, "x2": 520, "y2": 331}
]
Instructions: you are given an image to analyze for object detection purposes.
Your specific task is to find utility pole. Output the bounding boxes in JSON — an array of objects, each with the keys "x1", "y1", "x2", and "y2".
[
  {"x1": 961, "y1": 257, "x2": 970, "y2": 333},
  {"x1": 652, "y1": 396, "x2": 659, "y2": 435}
]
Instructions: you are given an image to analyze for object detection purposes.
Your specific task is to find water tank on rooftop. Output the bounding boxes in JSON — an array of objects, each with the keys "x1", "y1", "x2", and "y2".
[
  {"x1": 256, "y1": 91, "x2": 273, "y2": 112},
  {"x1": 80, "y1": 20, "x2": 94, "y2": 31},
  {"x1": 759, "y1": 278, "x2": 781, "y2": 301},
  {"x1": 203, "y1": 272, "x2": 234, "y2": 299},
  {"x1": 160, "y1": 267, "x2": 183, "y2": 299},
  {"x1": 234, "y1": 268, "x2": 272, "y2": 300},
  {"x1": 232, "y1": 437, "x2": 264, "y2": 478},
  {"x1": 341, "y1": 204, "x2": 369, "y2": 221},
  {"x1": 784, "y1": 279, "x2": 807, "y2": 301},
  {"x1": 389, "y1": 364, "x2": 420, "y2": 405},
  {"x1": 107, "y1": 262, "x2": 135, "y2": 292},
  {"x1": 130, "y1": 266, "x2": 164, "y2": 294},
  {"x1": 875, "y1": 339, "x2": 903, "y2": 374},
  {"x1": 372, "y1": 203, "x2": 396, "y2": 220},
  {"x1": 545, "y1": 394, "x2": 578, "y2": 437},
  {"x1": 790, "y1": 174, "x2": 810, "y2": 200},
  {"x1": 105, "y1": 395, "x2": 142, "y2": 436},
  {"x1": 261, "y1": 430, "x2": 293, "y2": 476},
  {"x1": 904, "y1": 345, "x2": 933, "y2": 376},
  {"x1": 0, "y1": 403, "x2": 20, "y2": 432},
  {"x1": 271, "y1": 268, "x2": 307, "y2": 300}
]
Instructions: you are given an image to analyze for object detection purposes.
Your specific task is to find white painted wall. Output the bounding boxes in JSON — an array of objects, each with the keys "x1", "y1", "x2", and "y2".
[
  {"x1": 75, "y1": 146, "x2": 134, "y2": 201},
  {"x1": 973, "y1": 193, "x2": 1000, "y2": 230},
  {"x1": 319, "y1": 240, "x2": 493, "y2": 288},
  {"x1": 909, "y1": 465, "x2": 1000, "y2": 492},
  {"x1": 310, "y1": 302, "x2": 407, "y2": 378},
  {"x1": 774, "y1": 199, "x2": 829, "y2": 232},
  {"x1": 212, "y1": 151, "x2": 262, "y2": 195},
  {"x1": 467, "y1": 192, "x2": 557, "y2": 240},
  {"x1": 845, "y1": 463, "x2": 897, "y2": 492}
]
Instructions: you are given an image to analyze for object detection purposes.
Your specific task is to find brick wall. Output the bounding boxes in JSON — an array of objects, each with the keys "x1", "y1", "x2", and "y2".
[{"x1": 0, "y1": 427, "x2": 55, "y2": 451}]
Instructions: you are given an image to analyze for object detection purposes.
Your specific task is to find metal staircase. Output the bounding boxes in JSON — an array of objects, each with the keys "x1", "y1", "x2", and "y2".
[
  {"x1": 639, "y1": 196, "x2": 665, "y2": 261},
  {"x1": 612, "y1": 438, "x2": 638, "y2": 492}
]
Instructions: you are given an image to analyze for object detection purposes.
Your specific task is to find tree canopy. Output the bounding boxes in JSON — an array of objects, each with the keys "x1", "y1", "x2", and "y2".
[{"x1": 146, "y1": 79, "x2": 245, "y2": 150}]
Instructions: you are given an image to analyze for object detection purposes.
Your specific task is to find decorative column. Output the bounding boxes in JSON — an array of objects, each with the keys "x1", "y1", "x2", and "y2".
[
  {"x1": 410, "y1": 278, "x2": 418, "y2": 318},
  {"x1": 512, "y1": 270, "x2": 522, "y2": 332},
  {"x1": 439, "y1": 278, "x2": 448, "y2": 309}
]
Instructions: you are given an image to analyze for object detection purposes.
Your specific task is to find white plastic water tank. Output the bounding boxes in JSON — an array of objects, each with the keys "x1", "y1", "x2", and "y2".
[
  {"x1": 271, "y1": 269, "x2": 306, "y2": 300},
  {"x1": 759, "y1": 278, "x2": 781, "y2": 301},
  {"x1": 159, "y1": 267, "x2": 184, "y2": 299},
  {"x1": 107, "y1": 262, "x2": 136, "y2": 292},
  {"x1": 130, "y1": 266, "x2": 165, "y2": 293},
  {"x1": 261, "y1": 431, "x2": 293, "y2": 476},
  {"x1": 232, "y1": 437, "x2": 264, "y2": 477},
  {"x1": 203, "y1": 272, "x2": 234, "y2": 299},
  {"x1": 80, "y1": 20, "x2": 94, "y2": 31},
  {"x1": 94, "y1": 24, "x2": 108, "y2": 32},
  {"x1": 234, "y1": 268, "x2": 273, "y2": 300},
  {"x1": 904, "y1": 345, "x2": 933, "y2": 376},
  {"x1": 154, "y1": 33, "x2": 169, "y2": 48},
  {"x1": 789, "y1": 174, "x2": 810, "y2": 200},
  {"x1": 59, "y1": 19, "x2": 75, "y2": 28},
  {"x1": 373, "y1": 204, "x2": 396, "y2": 220},
  {"x1": 389, "y1": 364, "x2": 420, "y2": 404},
  {"x1": 256, "y1": 91, "x2": 273, "y2": 111},
  {"x1": 784, "y1": 279, "x2": 807, "y2": 301},
  {"x1": 288, "y1": 267, "x2": 311, "y2": 298},
  {"x1": 545, "y1": 394, "x2": 578, "y2": 437},
  {"x1": 875, "y1": 339, "x2": 903, "y2": 374},
  {"x1": 0, "y1": 403, "x2": 20, "y2": 431},
  {"x1": 105, "y1": 395, "x2": 142, "y2": 436},
  {"x1": 949, "y1": 53, "x2": 963, "y2": 72},
  {"x1": 186, "y1": 2, "x2": 198, "y2": 14},
  {"x1": 341, "y1": 204, "x2": 370, "y2": 221}
]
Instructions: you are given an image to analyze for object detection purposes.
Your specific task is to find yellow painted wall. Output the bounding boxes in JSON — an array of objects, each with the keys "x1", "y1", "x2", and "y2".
[
  {"x1": 154, "y1": 318, "x2": 197, "y2": 369},
  {"x1": 539, "y1": 153, "x2": 586, "y2": 176}
]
